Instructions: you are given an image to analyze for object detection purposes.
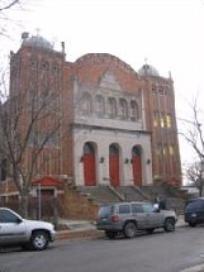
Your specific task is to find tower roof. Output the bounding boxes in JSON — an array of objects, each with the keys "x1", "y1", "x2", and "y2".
[
  {"x1": 138, "y1": 64, "x2": 160, "y2": 77},
  {"x1": 21, "y1": 35, "x2": 53, "y2": 50}
]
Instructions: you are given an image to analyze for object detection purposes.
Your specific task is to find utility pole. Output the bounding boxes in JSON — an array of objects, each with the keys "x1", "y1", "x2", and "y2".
[{"x1": 37, "y1": 183, "x2": 42, "y2": 220}]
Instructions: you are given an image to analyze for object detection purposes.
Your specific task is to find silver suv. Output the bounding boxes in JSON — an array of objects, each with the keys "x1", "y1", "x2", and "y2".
[
  {"x1": 96, "y1": 202, "x2": 177, "y2": 239},
  {"x1": 0, "y1": 208, "x2": 56, "y2": 250}
]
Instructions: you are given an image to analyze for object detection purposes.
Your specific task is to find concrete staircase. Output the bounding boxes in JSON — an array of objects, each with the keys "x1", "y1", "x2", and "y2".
[
  {"x1": 77, "y1": 185, "x2": 123, "y2": 204},
  {"x1": 165, "y1": 197, "x2": 185, "y2": 215},
  {"x1": 141, "y1": 184, "x2": 186, "y2": 214},
  {"x1": 76, "y1": 184, "x2": 187, "y2": 215},
  {"x1": 77, "y1": 185, "x2": 149, "y2": 204},
  {"x1": 115, "y1": 186, "x2": 149, "y2": 202}
]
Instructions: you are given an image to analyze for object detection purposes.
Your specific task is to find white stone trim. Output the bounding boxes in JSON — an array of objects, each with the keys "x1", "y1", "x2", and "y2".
[{"x1": 73, "y1": 126, "x2": 152, "y2": 186}]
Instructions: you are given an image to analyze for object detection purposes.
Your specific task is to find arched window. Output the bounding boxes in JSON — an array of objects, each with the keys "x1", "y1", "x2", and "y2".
[
  {"x1": 108, "y1": 97, "x2": 117, "y2": 118},
  {"x1": 30, "y1": 58, "x2": 37, "y2": 69},
  {"x1": 130, "y1": 100, "x2": 139, "y2": 121},
  {"x1": 119, "y1": 98, "x2": 128, "y2": 119},
  {"x1": 52, "y1": 63, "x2": 59, "y2": 75},
  {"x1": 109, "y1": 144, "x2": 119, "y2": 155},
  {"x1": 169, "y1": 145, "x2": 174, "y2": 155},
  {"x1": 166, "y1": 114, "x2": 172, "y2": 128},
  {"x1": 80, "y1": 93, "x2": 92, "y2": 115},
  {"x1": 160, "y1": 114, "x2": 165, "y2": 128},
  {"x1": 153, "y1": 111, "x2": 159, "y2": 127},
  {"x1": 95, "y1": 95, "x2": 105, "y2": 117},
  {"x1": 41, "y1": 61, "x2": 49, "y2": 71},
  {"x1": 84, "y1": 142, "x2": 95, "y2": 154},
  {"x1": 132, "y1": 146, "x2": 142, "y2": 156}
]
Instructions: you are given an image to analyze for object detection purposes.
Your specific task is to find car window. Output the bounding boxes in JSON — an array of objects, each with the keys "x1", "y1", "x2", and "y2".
[
  {"x1": 142, "y1": 203, "x2": 154, "y2": 213},
  {"x1": 132, "y1": 204, "x2": 143, "y2": 213},
  {"x1": 186, "y1": 201, "x2": 204, "y2": 212},
  {"x1": 98, "y1": 206, "x2": 113, "y2": 217},
  {"x1": 0, "y1": 210, "x2": 19, "y2": 223},
  {"x1": 119, "y1": 205, "x2": 130, "y2": 214}
]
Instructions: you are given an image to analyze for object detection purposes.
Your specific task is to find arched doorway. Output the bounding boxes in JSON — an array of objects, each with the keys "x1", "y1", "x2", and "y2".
[
  {"x1": 83, "y1": 142, "x2": 96, "y2": 186},
  {"x1": 132, "y1": 146, "x2": 142, "y2": 186},
  {"x1": 109, "y1": 144, "x2": 120, "y2": 187}
]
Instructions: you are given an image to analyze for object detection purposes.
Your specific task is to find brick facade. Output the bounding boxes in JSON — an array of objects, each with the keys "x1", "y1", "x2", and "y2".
[{"x1": 4, "y1": 34, "x2": 181, "y2": 188}]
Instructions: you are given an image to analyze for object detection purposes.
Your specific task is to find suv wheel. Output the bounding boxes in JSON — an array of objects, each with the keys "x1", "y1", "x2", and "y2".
[
  {"x1": 105, "y1": 231, "x2": 116, "y2": 239},
  {"x1": 164, "y1": 218, "x2": 175, "y2": 232},
  {"x1": 189, "y1": 221, "x2": 197, "y2": 227},
  {"x1": 146, "y1": 228, "x2": 154, "y2": 234},
  {"x1": 30, "y1": 231, "x2": 49, "y2": 250},
  {"x1": 123, "y1": 222, "x2": 137, "y2": 238}
]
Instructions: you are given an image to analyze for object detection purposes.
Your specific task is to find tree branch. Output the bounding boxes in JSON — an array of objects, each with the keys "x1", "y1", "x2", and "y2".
[{"x1": 0, "y1": 0, "x2": 19, "y2": 12}]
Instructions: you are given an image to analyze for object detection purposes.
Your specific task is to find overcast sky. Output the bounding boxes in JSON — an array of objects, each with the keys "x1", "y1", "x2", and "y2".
[{"x1": 2, "y1": 0, "x2": 204, "y2": 181}]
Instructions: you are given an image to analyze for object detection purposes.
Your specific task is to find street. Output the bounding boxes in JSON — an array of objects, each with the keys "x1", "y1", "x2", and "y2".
[{"x1": 1, "y1": 227, "x2": 204, "y2": 272}]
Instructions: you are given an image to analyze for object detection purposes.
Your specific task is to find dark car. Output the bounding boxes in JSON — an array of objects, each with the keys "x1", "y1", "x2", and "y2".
[{"x1": 185, "y1": 198, "x2": 204, "y2": 227}]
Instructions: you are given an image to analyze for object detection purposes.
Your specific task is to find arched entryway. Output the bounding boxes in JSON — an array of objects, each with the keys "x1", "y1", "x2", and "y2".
[
  {"x1": 132, "y1": 146, "x2": 142, "y2": 186},
  {"x1": 109, "y1": 143, "x2": 120, "y2": 187},
  {"x1": 83, "y1": 142, "x2": 97, "y2": 186}
]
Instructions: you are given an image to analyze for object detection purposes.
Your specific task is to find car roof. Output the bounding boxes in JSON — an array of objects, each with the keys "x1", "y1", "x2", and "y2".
[
  {"x1": 101, "y1": 201, "x2": 151, "y2": 206},
  {"x1": 0, "y1": 207, "x2": 12, "y2": 210},
  {"x1": 187, "y1": 197, "x2": 204, "y2": 203}
]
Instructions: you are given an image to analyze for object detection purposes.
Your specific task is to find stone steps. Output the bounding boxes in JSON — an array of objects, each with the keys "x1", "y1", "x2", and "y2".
[
  {"x1": 115, "y1": 186, "x2": 146, "y2": 201},
  {"x1": 76, "y1": 184, "x2": 186, "y2": 215},
  {"x1": 141, "y1": 185, "x2": 186, "y2": 215},
  {"x1": 77, "y1": 185, "x2": 121, "y2": 204}
]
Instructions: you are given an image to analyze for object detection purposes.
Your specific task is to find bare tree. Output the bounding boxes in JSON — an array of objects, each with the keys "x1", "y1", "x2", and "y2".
[
  {"x1": 181, "y1": 98, "x2": 204, "y2": 161},
  {"x1": 180, "y1": 97, "x2": 204, "y2": 194},
  {"x1": 0, "y1": 68, "x2": 63, "y2": 216},
  {"x1": 0, "y1": 0, "x2": 19, "y2": 11},
  {"x1": 0, "y1": 0, "x2": 21, "y2": 36},
  {"x1": 186, "y1": 162, "x2": 204, "y2": 196},
  {"x1": 0, "y1": 1, "x2": 63, "y2": 217}
]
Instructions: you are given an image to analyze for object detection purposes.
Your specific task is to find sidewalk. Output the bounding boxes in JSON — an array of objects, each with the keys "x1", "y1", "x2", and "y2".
[
  {"x1": 176, "y1": 215, "x2": 187, "y2": 228},
  {"x1": 180, "y1": 264, "x2": 204, "y2": 272},
  {"x1": 56, "y1": 215, "x2": 187, "y2": 241},
  {"x1": 56, "y1": 218, "x2": 103, "y2": 240}
]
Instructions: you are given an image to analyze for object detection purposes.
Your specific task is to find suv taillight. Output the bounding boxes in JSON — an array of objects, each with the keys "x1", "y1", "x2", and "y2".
[{"x1": 111, "y1": 215, "x2": 120, "y2": 223}]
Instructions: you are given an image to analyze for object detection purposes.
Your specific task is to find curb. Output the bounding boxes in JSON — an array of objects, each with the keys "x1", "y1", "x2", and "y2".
[
  {"x1": 56, "y1": 222, "x2": 187, "y2": 241},
  {"x1": 176, "y1": 223, "x2": 187, "y2": 228},
  {"x1": 180, "y1": 264, "x2": 204, "y2": 272},
  {"x1": 56, "y1": 229, "x2": 104, "y2": 241}
]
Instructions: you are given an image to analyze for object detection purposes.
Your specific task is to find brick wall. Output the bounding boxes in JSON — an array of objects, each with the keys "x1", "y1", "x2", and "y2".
[
  {"x1": 8, "y1": 43, "x2": 182, "y2": 188},
  {"x1": 59, "y1": 185, "x2": 99, "y2": 220}
]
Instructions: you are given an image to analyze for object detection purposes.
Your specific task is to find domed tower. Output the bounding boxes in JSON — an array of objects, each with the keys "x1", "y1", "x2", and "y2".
[
  {"x1": 138, "y1": 63, "x2": 181, "y2": 186},
  {"x1": 10, "y1": 33, "x2": 65, "y2": 97},
  {"x1": 138, "y1": 64, "x2": 160, "y2": 77},
  {"x1": 21, "y1": 34, "x2": 54, "y2": 50},
  {"x1": 9, "y1": 33, "x2": 66, "y2": 177}
]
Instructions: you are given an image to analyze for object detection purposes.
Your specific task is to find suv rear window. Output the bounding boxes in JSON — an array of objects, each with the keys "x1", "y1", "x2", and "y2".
[
  {"x1": 119, "y1": 205, "x2": 130, "y2": 214},
  {"x1": 142, "y1": 203, "x2": 154, "y2": 213},
  {"x1": 99, "y1": 206, "x2": 113, "y2": 217},
  {"x1": 132, "y1": 204, "x2": 143, "y2": 213}
]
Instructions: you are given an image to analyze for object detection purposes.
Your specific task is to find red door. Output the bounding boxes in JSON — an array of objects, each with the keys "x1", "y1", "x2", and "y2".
[
  {"x1": 83, "y1": 143, "x2": 96, "y2": 186},
  {"x1": 132, "y1": 147, "x2": 142, "y2": 186},
  {"x1": 109, "y1": 144, "x2": 120, "y2": 187}
]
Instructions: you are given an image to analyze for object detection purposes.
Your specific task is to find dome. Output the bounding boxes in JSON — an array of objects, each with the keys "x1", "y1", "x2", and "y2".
[
  {"x1": 138, "y1": 64, "x2": 160, "y2": 77},
  {"x1": 22, "y1": 35, "x2": 53, "y2": 50}
]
